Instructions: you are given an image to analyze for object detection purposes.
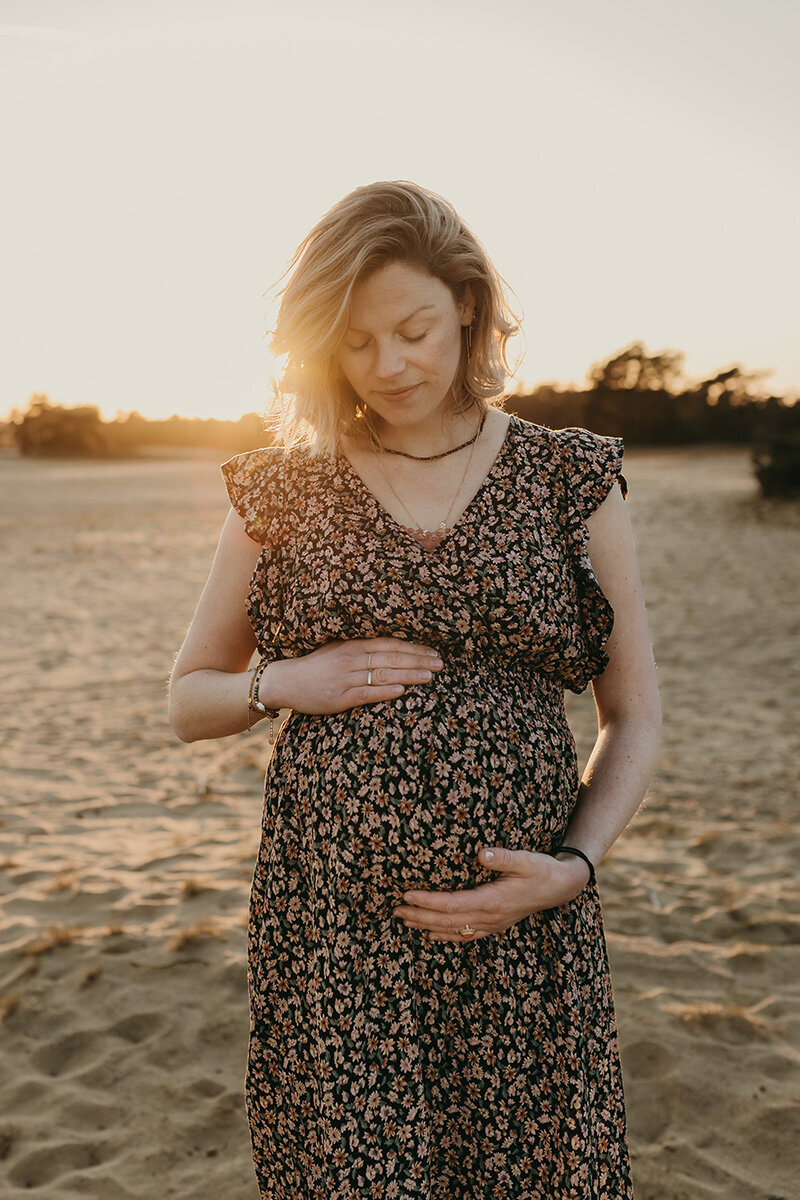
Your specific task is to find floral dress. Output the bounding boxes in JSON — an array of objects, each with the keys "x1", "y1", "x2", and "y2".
[{"x1": 220, "y1": 413, "x2": 634, "y2": 1200}]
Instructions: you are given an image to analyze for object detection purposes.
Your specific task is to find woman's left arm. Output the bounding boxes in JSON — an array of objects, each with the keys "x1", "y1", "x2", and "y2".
[
  {"x1": 554, "y1": 479, "x2": 661, "y2": 880},
  {"x1": 393, "y1": 480, "x2": 661, "y2": 940}
]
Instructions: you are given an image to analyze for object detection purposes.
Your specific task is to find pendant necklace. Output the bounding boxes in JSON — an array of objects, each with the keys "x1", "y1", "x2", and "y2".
[{"x1": 366, "y1": 412, "x2": 484, "y2": 550}]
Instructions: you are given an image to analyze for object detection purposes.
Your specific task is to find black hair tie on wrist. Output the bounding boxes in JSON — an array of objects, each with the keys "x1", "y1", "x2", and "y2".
[{"x1": 558, "y1": 845, "x2": 596, "y2": 885}]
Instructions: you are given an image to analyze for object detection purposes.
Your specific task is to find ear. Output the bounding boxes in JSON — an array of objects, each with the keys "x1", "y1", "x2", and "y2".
[{"x1": 458, "y1": 284, "x2": 477, "y2": 326}]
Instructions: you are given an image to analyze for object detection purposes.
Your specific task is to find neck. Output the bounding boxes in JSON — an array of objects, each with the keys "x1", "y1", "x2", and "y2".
[{"x1": 364, "y1": 406, "x2": 482, "y2": 457}]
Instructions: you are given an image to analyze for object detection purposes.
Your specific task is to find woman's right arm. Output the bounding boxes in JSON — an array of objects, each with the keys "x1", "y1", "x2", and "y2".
[
  {"x1": 167, "y1": 508, "x2": 271, "y2": 742},
  {"x1": 168, "y1": 509, "x2": 444, "y2": 743}
]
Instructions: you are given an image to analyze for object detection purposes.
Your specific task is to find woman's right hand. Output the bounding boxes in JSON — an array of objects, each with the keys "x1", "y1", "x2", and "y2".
[{"x1": 260, "y1": 636, "x2": 444, "y2": 715}]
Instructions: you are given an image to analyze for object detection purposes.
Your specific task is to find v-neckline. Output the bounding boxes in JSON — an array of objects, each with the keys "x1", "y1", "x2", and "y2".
[{"x1": 336, "y1": 413, "x2": 517, "y2": 555}]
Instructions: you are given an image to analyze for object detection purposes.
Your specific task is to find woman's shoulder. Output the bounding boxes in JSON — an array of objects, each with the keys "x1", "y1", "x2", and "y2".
[
  {"x1": 220, "y1": 445, "x2": 298, "y2": 546},
  {"x1": 221, "y1": 441, "x2": 330, "y2": 484},
  {"x1": 510, "y1": 415, "x2": 622, "y2": 468},
  {"x1": 548, "y1": 423, "x2": 624, "y2": 460},
  {"x1": 506, "y1": 416, "x2": 626, "y2": 515},
  {"x1": 509, "y1": 414, "x2": 621, "y2": 453},
  {"x1": 505, "y1": 413, "x2": 561, "y2": 472},
  {"x1": 220, "y1": 443, "x2": 285, "y2": 480},
  {"x1": 221, "y1": 440, "x2": 336, "y2": 531},
  {"x1": 547, "y1": 424, "x2": 627, "y2": 517}
]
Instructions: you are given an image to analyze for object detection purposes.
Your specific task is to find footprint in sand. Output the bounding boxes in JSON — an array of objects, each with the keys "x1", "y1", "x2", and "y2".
[
  {"x1": 108, "y1": 1012, "x2": 168, "y2": 1044},
  {"x1": 189, "y1": 1076, "x2": 227, "y2": 1099},
  {"x1": 7, "y1": 1139, "x2": 116, "y2": 1188},
  {"x1": 625, "y1": 1038, "x2": 677, "y2": 1078},
  {"x1": 624, "y1": 1039, "x2": 678, "y2": 1142},
  {"x1": 32, "y1": 1031, "x2": 108, "y2": 1078}
]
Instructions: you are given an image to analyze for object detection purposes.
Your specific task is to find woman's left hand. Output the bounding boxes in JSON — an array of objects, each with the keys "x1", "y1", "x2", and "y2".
[{"x1": 391, "y1": 846, "x2": 591, "y2": 943}]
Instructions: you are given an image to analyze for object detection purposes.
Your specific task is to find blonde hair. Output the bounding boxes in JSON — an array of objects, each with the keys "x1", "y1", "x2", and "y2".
[{"x1": 263, "y1": 180, "x2": 521, "y2": 457}]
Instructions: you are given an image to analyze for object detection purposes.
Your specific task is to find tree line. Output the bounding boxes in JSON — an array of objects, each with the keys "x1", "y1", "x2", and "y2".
[{"x1": 3, "y1": 342, "x2": 799, "y2": 493}]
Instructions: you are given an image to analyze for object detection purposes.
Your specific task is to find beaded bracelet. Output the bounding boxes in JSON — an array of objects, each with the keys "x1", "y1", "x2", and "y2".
[
  {"x1": 556, "y1": 844, "x2": 596, "y2": 886},
  {"x1": 246, "y1": 657, "x2": 282, "y2": 742}
]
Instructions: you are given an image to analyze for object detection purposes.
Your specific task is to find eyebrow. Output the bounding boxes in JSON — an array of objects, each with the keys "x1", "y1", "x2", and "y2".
[{"x1": 347, "y1": 304, "x2": 436, "y2": 335}]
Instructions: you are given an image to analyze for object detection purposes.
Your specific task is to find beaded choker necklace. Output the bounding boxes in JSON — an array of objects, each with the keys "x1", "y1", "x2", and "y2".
[{"x1": 368, "y1": 408, "x2": 488, "y2": 461}]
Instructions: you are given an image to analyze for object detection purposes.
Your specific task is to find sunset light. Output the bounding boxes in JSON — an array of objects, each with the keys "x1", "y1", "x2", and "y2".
[{"x1": 1, "y1": 0, "x2": 798, "y2": 422}]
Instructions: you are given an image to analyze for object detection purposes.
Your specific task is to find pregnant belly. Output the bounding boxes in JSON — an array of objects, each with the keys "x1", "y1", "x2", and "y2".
[{"x1": 267, "y1": 663, "x2": 579, "y2": 921}]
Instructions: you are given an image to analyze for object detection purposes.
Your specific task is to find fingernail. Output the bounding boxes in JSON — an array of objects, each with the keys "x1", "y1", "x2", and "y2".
[{"x1": 483, "y1": 849, "x2": 495, "y2": 862}]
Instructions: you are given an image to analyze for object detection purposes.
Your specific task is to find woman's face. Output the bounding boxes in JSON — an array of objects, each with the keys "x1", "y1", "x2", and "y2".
[{"x1": 335, "y1": 260, "x2": 475, "y2": 432}]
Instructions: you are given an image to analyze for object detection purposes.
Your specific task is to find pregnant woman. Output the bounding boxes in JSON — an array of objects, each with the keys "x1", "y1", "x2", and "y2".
[{"x1": 168, "y1": 180, "x2": 661, "y2": 1199}]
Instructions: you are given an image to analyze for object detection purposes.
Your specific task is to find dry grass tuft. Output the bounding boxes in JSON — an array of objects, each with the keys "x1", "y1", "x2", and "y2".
[
  {"x1": 44, "y1": 871, "x2": 80, "y2": 895},
  {"x1": 81, "y1": 966, "x2": 102, "y2": 987},
  {"x1": 0, "y1": 857, "x2": 19, "y2": 871},
  {"x1": 23, "y1": 926, "x2": 83, "y2": 956},
  {"x1": 665, "y1": 1000, "x2": 772, "y2": 1039},
  {"x1": 169, "y1": 920, "x2": 228, "y2": 951},
  {"x1": 0, "y1": 993, "x2": 21, "y2": 1022},
  {"x1": 180, "y1": 876, "x2": 211, "y2": 899}
]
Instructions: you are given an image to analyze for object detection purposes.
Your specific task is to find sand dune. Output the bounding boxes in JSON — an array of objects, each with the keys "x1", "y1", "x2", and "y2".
[{"x1": 0, "y1": 442, "x2": 798, "y2": 1198}]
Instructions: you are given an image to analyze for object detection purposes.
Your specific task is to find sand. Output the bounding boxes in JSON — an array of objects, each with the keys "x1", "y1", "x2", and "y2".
[{"x1": 0, "y1": 440, "x2": 798, "y2": 1199}]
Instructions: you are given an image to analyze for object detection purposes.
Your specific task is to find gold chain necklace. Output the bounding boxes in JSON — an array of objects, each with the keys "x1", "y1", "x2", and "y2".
[{"x1": 367, "y1": 414, "x2": 482, "y2": 549}]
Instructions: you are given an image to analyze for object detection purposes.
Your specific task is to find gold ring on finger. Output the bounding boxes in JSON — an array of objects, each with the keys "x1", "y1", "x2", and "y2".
[
  {"x1": 458, "y1": 925, "x2": 476, "y2": 937},
  {"x1": 368, "y1": 652, "x2": 375, "y2": 670},
  {"x1": 367, "y1": 669, "x2": 373, "y2": 686}
]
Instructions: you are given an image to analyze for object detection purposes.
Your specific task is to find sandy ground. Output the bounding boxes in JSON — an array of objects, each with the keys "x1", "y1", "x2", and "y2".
[{"x1": 0, "y1": 440, "x2": 798, "y2": 1199}]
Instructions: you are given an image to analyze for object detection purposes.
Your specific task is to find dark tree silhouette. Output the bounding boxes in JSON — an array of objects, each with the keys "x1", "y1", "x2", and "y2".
[
  {"x1": 13, "y1": 395, "x2": 108, "y2": 457},
  {"x1": 588, "y1": 342, "x2": 685, "y2": 393}
]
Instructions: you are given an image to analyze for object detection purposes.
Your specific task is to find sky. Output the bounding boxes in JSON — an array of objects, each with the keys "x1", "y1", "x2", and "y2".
[{"x1": 1, "y1": 0, "x2": 798, "y2": 422}]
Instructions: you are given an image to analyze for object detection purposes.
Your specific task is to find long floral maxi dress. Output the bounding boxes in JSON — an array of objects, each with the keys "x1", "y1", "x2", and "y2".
[{"x1": 220, "y1": 414, "x2": 635, "y2": 1200}]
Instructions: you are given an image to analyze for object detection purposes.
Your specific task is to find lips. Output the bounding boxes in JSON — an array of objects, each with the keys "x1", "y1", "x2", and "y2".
[{"x1": 377, "y1": 384, "x2": 420, "y2": 399}]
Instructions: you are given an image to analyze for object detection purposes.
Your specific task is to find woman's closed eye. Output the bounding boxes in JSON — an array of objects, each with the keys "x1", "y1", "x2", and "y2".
[{"x1": 349, "y1": 332, "x2": 428, "y2": 353}]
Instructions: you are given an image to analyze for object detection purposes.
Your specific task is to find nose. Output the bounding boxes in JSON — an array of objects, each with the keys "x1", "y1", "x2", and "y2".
[{"x1": 374, "y1": 341, "x2": 407, "y2": 381}]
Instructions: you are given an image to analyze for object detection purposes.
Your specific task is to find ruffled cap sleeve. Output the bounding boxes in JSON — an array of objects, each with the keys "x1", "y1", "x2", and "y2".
[
  {"x1": 220, "y1": 447, "x2": 287, "y2": 548},
  {"x1": 556, "y1": 426, "x2": 628, "y2": 520},
  {"x1": 553, "y1": 426, "x2": 628, "y2": 693}
]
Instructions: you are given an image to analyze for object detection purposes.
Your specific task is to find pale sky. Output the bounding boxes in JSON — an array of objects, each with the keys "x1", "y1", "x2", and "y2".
[{"x1": 2, "y1": 0, "x2": 798, "y2": 422}]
